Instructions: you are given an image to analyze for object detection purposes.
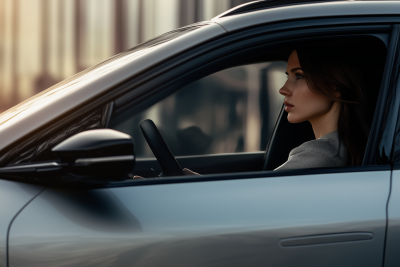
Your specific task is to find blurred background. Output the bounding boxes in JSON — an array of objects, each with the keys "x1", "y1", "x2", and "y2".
[
  {"x1": 0, "y1": 0, "x2": 286, "y2": 157},
  {"x1": 0, "y1": 0, "x2": 256, "y2": 111}
]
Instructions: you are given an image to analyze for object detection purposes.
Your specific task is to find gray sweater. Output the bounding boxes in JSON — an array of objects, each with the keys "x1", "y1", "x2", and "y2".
[{"x1": 275, "y1": 131, "x2": 347, "y2": 171}]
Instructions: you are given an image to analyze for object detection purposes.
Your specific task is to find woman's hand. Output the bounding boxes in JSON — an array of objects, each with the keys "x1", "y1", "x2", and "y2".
[
  {"x1": 133, "y1": 168, "x2": 201, "y2": 179},
  {"x1": 182, "y1": 168, "x2": 201, "y2": 176}
]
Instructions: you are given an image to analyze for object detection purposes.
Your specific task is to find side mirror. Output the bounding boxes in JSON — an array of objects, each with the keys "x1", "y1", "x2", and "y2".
[{"x1": 52, "y1": 129, "x2": 135, "y2": 180}]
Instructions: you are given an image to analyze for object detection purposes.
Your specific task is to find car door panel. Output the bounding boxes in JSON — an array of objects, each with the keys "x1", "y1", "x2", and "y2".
[
  {"x1": 0, "y1": 180, "x2": 43, "y2": 267},
  {"x1": 9, "y1": 170, "x2": 389, "y2": 267},
  {"x1": 384, "y1": 169, "x2": 400, "y2": 267}
]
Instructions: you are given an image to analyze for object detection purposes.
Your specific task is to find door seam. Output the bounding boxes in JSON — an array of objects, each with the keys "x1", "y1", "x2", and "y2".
[{"x1": 382, "y1": 166, "x2": 393, "y2": 267}]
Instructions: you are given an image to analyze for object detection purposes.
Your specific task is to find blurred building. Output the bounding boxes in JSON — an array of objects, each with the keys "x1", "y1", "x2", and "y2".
[{"x1": 0, "y1": 0, "x2": 253, "y2": 111}]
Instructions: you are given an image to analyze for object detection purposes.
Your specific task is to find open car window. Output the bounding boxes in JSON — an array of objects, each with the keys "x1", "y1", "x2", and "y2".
[{"x1": 111, "y1": 62, "x2": 286, "y2": 158}]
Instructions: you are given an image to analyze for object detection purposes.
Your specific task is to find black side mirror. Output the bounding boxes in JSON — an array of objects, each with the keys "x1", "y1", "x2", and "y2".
[{"x1": 52, "y1": 129, "x2": 135, "y2": 180}]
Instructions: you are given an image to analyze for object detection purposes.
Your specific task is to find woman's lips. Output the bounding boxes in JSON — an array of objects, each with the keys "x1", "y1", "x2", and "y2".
[{"x1": 284, "y1": 100, "x2": 294, "y2": 111}]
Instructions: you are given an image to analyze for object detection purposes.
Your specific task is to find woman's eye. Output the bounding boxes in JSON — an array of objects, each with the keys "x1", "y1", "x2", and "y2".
[{"x1": 295, "y1": 74, "x2": 304, "y2": 80}]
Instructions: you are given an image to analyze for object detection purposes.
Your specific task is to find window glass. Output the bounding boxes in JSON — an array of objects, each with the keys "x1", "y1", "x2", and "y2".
[{"x1": 112, "y1": 62, "x2": 286, "y2": 158}]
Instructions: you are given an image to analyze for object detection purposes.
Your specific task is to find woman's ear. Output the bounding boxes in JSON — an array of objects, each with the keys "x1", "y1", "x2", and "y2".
[{"x1": 334, "y1": 88, "x2": 341, "y2": 99}]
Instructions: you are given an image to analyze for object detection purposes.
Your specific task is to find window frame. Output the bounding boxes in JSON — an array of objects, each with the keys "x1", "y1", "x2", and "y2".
[{"x1": 109, "y1": 38, "x2": 393, "y2": 188}]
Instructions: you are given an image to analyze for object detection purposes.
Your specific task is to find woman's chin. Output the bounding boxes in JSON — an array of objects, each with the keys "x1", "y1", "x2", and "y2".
[{"x1": 287, "y1": 114, "x2": 305, "y2": 124}]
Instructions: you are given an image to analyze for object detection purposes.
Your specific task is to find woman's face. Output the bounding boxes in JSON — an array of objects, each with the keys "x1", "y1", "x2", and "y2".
[{"x1": 279, "y1": 50, "x2": 335, "y2": 124}]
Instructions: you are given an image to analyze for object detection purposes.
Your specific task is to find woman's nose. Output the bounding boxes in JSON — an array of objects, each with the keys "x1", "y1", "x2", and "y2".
[{"x1": 279, "y1": 81, "x2": 291, "y2": 96}]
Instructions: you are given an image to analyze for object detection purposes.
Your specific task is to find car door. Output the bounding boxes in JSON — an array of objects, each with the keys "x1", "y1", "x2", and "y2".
[
  {"x1": 8, "y1": 169, "x2": 390, "y2": 267},
  {"x1": 6, "y1": 19, "x2": 398, "y2": 267}
]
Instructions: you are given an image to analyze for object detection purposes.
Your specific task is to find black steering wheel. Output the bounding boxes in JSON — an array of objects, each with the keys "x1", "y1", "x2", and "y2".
[{"x1": 140, "y1": 119, "x2": 184, "y2": 176}]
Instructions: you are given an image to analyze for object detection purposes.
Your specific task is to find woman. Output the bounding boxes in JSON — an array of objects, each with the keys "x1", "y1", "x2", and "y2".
[{"x1": 274, "y1": 44, "x2": 382, "y2": 170}]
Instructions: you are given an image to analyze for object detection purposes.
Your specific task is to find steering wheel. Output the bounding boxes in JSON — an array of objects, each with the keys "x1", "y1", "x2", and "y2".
[{"x1": 140, "y1": 119, "x2": 184, "y2": 176}]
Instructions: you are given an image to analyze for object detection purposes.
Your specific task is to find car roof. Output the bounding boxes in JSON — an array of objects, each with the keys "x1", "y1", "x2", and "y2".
[
  {"x1": 214, "y1": 1, "x2": 400, "y2": 32},
  {"x1": 0, "y1": 0, "x2": 398, "y2": 154},
  {"x1": 216, "y1": 0, "x2": 351, "y2": 18}
]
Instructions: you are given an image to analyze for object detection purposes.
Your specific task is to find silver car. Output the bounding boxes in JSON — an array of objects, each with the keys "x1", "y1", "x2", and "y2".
[{"x1": 1, "y1": 0, "x2": 400, "y2": 266}]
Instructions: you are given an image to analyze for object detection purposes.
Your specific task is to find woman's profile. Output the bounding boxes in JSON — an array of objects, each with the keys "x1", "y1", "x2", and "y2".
[{"x1": 275, "y1": 44, "x2": 382, "y2": 170}]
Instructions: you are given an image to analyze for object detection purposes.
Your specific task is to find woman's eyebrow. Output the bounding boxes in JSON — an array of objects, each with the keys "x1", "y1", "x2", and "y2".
[
  {"x1": 290, "y1": 67, "x2": 302, "y2": 73},
  {"x1": 285, "y1": 67, "x2": 302, "y2": 75}
]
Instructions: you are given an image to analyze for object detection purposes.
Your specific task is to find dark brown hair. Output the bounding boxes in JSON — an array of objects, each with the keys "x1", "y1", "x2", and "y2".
[{"x1": 296, "y1": 42, "x2": 385, "y2": 165}]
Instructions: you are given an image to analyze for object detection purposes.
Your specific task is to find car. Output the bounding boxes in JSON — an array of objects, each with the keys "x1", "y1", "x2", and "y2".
[{"x1": 1, "y1": 0, "x2": 400, "y2": 266}]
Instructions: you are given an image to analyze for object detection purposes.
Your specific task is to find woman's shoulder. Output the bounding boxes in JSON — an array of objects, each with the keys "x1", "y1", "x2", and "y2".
[
  {"x1": 291, "y1": 131, "x2": 341, "y2": 156},
  {"x1": 275, "y1": 131, "x2": 347, "y2": 171}
]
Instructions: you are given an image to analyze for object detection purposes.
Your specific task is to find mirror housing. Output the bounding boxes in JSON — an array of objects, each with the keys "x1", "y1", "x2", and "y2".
[{"x1": 52, "y1": 129, "x2": 135, "y2": 180}]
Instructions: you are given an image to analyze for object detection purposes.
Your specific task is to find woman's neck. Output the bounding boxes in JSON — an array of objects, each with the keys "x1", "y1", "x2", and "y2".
[{"x1": 309, "y1": 102, "x2": 340, "y2": 139}]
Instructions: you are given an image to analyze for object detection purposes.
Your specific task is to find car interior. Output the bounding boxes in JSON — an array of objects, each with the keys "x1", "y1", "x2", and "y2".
[{"x1": 109, "y1": 35, "x2": 388, "y2": 179}]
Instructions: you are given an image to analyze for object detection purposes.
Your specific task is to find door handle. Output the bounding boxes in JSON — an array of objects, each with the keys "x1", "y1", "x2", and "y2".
[{"x1": 280, "y1": 232, "x2": 373, "y2": 247}]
